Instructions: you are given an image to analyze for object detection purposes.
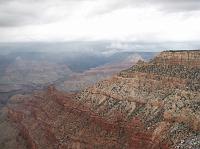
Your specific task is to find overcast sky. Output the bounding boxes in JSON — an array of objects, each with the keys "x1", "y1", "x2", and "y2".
[{"x1": 1, "y1": 0, "x2": 200, "y2": 43}]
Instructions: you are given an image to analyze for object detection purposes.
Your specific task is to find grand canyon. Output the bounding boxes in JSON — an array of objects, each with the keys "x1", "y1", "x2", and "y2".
[
  {"x1": 1, "y1": 0, "x2": 200, "y2": 148},
  {"x1": 0, "y1": 50, "x2": 199, "y2": 149}
]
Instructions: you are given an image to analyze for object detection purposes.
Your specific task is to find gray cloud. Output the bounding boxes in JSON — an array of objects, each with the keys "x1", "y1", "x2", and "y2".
[
  {"x1": 0, "y1": 0, "x2": 200, "y2": 27},
  {"x1": 93, "y1": 0, "x2": 200, "y2": 15},
  {"x1": 0, "y1": 0, "x2": 86, "y2": 27},
  {"x1": 0, "y1": 0, "x2": 200, "y2": 43},
  {"x1": 151, "y1": 0, "x2": 200, "y2": 12},
  {"x1": 0, "y1": 0, "x2": 47, "y2": 27}
]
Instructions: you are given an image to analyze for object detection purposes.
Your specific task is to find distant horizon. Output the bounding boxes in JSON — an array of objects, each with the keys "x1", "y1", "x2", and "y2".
[{"x1": 0, "y1": 41, "x2": 200, "y2": 53}]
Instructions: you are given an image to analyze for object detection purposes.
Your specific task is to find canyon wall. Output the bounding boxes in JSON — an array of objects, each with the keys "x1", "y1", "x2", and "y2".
[{"x1": 6, "y1": 50, "x2": 200, "y2": 149}]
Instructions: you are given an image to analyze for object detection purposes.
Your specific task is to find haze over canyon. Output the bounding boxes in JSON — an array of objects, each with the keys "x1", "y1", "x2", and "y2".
[
  {"x1": 0, "y1": 45, "x2": 199, "y2": 148},
  {"x1": 0, "y1": 0, "x2": 200, "y2": 148}
]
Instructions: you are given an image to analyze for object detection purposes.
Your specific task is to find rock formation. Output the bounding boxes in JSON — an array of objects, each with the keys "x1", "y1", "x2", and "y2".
[
  {"x1": 5, "y1": 50, "x2": 200, "y2": 149},
  {"x1": 55, "y1": 52, "x2": 144, "y2": 92}
]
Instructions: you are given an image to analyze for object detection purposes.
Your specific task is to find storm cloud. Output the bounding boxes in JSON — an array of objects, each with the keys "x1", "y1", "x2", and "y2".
[
  {"x1": 93, "y1": 0, "x2": 200, "y2": 15},
  {"x1": 1, "y1": 0, "x2": 200, "y2": 27},
  {"x1": 0, "y1": 0, "x2": 200, "y2": 42},
  {"x1": 0, "y1": 0, "x2": 80, "y2": 27}
]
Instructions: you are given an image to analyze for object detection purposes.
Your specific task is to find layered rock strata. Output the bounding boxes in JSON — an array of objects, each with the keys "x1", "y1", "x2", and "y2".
[{"x1": 6, "y1": 50, "x2": 200, "y2": 149}]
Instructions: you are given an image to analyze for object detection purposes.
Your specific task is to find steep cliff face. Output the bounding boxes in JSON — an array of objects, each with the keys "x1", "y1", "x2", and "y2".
[
  {"x1": 6, "y1": 50, "x2": 200, "y2": 149},
  {"x1": 77, "y1": 50, "x2": 200, "y2": 148},
  {"x1": 7, "y1": 87, "x2": 146, "y2": 149}
]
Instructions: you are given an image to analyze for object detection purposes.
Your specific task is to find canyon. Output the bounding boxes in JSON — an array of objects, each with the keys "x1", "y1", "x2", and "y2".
[
  {"x1": 0, "y1": 51, "x2": 151, "y2": 107},
  {"x1": 1, "y1": 50, "x2": 200, "y2": 148}
]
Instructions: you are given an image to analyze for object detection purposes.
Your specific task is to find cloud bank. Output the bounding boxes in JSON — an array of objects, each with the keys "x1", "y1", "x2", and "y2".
[{"x1": 0, "y1": 0, "x2": 200, "y2": 43}]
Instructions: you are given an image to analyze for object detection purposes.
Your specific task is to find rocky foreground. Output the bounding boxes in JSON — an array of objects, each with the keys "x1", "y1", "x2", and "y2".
[{"x1": 4, "y1": 50, "x2": 200, "y2": 149}]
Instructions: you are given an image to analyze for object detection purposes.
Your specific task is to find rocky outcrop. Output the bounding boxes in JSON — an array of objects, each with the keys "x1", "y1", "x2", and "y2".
[
  {"x1": 6, "y1": 50, "x2": 200, "y2": 149},
  {"x1": 7, "y1": 87, "x2": 168, "y2": 149},
  {"x1": 56, "y1": 53, "x2": 143, "y2": 92},
  {"x1": 77, "y1": 50, "x2": 200, "y2": 148}
]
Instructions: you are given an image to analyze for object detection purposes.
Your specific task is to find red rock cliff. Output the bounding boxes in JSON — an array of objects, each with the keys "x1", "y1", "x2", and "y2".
[{"x1": 6, "y1": 50, "x2": 200, "y2": 149}]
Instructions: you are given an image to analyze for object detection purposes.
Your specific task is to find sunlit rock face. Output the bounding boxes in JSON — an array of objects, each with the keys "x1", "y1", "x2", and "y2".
[{"x1": 5, "y1": 50, "x2": 200, "y2": 149}]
